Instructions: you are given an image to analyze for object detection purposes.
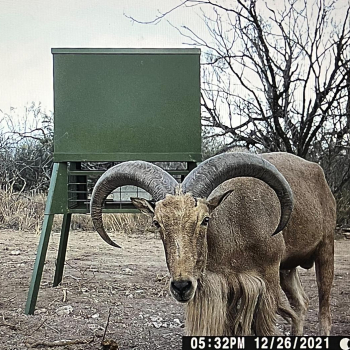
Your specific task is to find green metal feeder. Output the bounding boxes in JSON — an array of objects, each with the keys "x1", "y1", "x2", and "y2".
[{"x1": 25, "y1": 48, "x2": 201, "y2": 314}]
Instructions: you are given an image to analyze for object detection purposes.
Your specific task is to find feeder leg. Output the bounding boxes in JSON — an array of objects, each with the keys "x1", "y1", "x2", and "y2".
[
  {"x1": 53, "y1": 213, "x2": 72, "y2": 287},
  {"x1": 25, "y1": 213, "x2": 54, "y2": 315},
  {"x1": 25, "y1": 163, "x2": 63, "y2": 315}
]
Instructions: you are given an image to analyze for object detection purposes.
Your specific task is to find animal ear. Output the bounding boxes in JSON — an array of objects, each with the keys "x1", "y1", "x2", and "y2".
[
  {"x1": 207, "y1": 190, "x2": 233, "y2": 211},
  {"x1": 130, "y1": 197, "x2": 155, "y2": 216}
]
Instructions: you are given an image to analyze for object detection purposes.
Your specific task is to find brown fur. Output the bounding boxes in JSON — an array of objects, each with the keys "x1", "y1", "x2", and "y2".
[
  {"x1": 207, "y1": 153, "x2": 336, "y2": 335},
  {"x1": 186, "y1": 272, "x2": 229, "y2": 335},
  {"x1": 133, "y1": 153, "x2": 336, "y2": 336},
  {"x1": 185, "y1": 270, "x2": 296, "y2": 336}
]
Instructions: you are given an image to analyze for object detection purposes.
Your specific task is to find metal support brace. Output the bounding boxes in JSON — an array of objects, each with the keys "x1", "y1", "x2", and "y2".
[
  {"x1": 53, "y1": 213, "x2": 72, "y2": 287},
  {"x1": 25, "y1": 164, "x2": 61, "y2": 315}
]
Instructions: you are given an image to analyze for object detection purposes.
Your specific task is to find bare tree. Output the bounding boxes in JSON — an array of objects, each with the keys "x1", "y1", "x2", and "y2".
[
  {"x1": 127, "y1": 0, "x2": 350, "y2": 224},
  {"x1": 129, "y1": 0, "x2": 350, "y2": 157},
  {"x1": 0, "y1": 103, "x2": 53, "y2": 192}
]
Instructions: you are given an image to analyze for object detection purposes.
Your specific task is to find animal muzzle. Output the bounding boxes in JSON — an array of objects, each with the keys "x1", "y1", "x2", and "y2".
[{"x1": 170, "y1": 278, "x2": 197, "y2": 303}]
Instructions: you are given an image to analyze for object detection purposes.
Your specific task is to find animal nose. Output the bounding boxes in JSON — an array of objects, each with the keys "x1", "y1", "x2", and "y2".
[{"x1": 171, "y1": 280, "x2": 192, "y2": 294}]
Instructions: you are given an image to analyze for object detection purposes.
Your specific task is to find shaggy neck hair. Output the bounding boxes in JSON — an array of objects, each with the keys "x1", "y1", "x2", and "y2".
[{"x1": 185, "y1": 271, "x2": 296, "y2": 336}]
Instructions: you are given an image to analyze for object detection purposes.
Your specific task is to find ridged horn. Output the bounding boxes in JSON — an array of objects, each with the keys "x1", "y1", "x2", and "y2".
[
  {"x1": 90, "y1": 161, "x2": 178, "y2": 247},
  {"x1": 182, "y1": 152, "x2": 293, "y2": 235}
]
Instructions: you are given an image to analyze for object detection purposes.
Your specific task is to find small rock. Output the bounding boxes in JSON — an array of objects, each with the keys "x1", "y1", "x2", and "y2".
[
  {"x1": 152, "y1": 321, "x2": 162, "y2": 328},
  {"x1": 122, "y1": 268, "x2": 133, "y2": 275},
  {"x1": 91, "y1": 313, "x2": 99, "y2": 319},
  {"x1": 36, "y1": 308, "x2": 47, "y2": 315},
  {"x1": 150, "y1": 315, "x2": 163, "y2": 322},
  {"x1": 88, "y1": 323, "x2": 104, "y2": 331},
  {"x1": 56, "y1": 305, "x2": 73, "y2": 316},
  {"x1": 10, "y1": 250, "x2": 20, "y2": 255},
  {"x1": 169, "y1": 318, "x2": 183, "y2": 328},
  {"x1": 173, "y1": 318, "x2": 181, "y2": 325}
]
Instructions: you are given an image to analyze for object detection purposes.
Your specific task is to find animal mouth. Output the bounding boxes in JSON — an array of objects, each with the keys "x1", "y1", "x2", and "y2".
[
  {"x1": 171, "y1": 290, "x2": 193, "y2": 303},
  {"x1": 170, "y1": 279, "x2": 196, "y2": 303}
]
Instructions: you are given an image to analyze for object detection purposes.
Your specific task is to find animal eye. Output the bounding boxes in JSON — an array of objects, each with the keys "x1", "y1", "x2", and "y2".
[
  {"x1": 153, "y1": 220, "x2": 161, "y2": 228},
  {"x1": 201, "y1": 217, "x2": 210, "y2": 226}
]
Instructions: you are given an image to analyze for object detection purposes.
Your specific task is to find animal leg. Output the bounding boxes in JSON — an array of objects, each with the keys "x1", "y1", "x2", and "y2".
[
  {"x1": 315, "y1": 240, "x2": 334, "y2": 335},
  {"x1": 280, "y1": 268, "x2": 308, "y2": 335}
]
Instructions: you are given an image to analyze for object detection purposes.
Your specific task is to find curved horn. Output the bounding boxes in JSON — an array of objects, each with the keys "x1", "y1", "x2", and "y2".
[
  {"x1": 182, "y1": 153, "x2": 293, "y2": 235},
  {"x1": 90, "y1": 161, "x2": 178, "y2": 247}
]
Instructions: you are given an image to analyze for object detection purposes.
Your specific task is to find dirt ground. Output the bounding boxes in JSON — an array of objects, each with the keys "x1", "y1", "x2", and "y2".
[{"x1": 0, "y1": 229, "x2": 349, "y2": 350}]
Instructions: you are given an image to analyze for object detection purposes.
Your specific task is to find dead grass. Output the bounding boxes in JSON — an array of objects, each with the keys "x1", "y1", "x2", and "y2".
[
  {"x1": 0, "y1": 188, "x2": 151, "y2": 235},
  {"x1": 0, "y1": 187, "x2": 45, "y2": 233},
  {"x1": 69, "y1": 212, "x2": 152, "y2": 236}
]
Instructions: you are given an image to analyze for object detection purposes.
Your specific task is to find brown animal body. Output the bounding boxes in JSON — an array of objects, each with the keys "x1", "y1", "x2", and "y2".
[{"x1": 90, "y1": 152, "x2": 336, "y2": 336}]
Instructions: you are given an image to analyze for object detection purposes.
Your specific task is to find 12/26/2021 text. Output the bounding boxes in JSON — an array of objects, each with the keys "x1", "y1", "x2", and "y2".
[{"x1": 182, "y1": 336, "x2": 349, "y2": 350}]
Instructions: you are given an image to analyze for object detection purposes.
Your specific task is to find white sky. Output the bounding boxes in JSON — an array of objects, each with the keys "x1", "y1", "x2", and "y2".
[
  {"x1": 0, "y1": 0, "x2": 205, "y2": 115},
  {"x1": 1, "y1": 0, "x2": 348, "y2": 121}
]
